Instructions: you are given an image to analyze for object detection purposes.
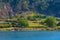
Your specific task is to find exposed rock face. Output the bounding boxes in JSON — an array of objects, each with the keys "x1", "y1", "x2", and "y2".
[
  {"x1": 0, "y1": 3, "x2": 14, "y2": 18},
  {"x1": 0, "y1": 0, "x2": 60, "y2": 18}
]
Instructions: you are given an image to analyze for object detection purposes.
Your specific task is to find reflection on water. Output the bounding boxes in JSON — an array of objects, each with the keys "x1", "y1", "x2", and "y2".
[{"x1": 0, "y1": 30, "x2": 60, "y2": 40}]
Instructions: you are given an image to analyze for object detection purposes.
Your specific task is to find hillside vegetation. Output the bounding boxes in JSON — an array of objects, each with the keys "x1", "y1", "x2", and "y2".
[{"x1": 0, "y1": 11, "x2": 60, "y2": 29}]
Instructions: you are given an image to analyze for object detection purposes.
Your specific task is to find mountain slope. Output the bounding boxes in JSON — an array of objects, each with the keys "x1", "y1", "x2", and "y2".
[{"x1": 0, "y1": 0, "x2": 60, "y2": 18}]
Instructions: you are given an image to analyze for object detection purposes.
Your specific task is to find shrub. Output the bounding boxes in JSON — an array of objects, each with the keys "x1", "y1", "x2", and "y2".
[{"x1": 44, "y1": 17, "x2": 57, "y2": 27}]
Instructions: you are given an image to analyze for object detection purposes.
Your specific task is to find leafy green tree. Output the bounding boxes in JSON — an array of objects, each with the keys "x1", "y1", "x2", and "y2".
[
  {"x1": 44, "y1": 17, "x2": 57, "y2": 27},
  {"x1": 17, "y1": 18, "x2": 29, "y2": 28}
]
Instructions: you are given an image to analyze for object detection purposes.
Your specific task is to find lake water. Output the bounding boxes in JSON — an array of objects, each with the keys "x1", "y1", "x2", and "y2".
[{"x1": 0, "y1": 30, "x2": 60, "y2": 40}]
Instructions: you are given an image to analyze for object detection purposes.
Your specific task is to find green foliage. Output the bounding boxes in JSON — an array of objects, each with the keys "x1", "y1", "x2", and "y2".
[
  {"x1": 17, "y1": 18, "x2": 29, "y2": 27},
  {"x1": 27, "y1": 12, "x2": 46, "y2": 21},
  {"x1": 44, "y1": 17, "x2": 57, "y2": 27},
  {"x1": 0, "y1": 23, "x2": 10, "y2": 28},
  {"x1": 11, "y1": 22, "x2": 17, "y2": 27}
]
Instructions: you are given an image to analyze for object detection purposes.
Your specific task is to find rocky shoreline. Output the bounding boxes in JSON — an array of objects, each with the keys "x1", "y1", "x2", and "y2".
[{"x1": 0, "y1": 27, "x2": 59, "y2": 31}]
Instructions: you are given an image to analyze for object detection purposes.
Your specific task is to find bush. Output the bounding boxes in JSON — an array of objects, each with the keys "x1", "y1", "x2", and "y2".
[
  {"x1": 44, "y1": 17, "x2": 57, "y2": 27},
  {"x1": 17, "y1": 18, "x2": 29, "y2": 27}
]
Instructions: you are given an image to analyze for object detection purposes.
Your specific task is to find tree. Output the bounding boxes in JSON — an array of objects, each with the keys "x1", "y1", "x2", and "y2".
[
  {"x1": 44, "y1": 17, "x2": 57, "y2": 27},
  {"x1": 57, "y1": 22, "x2": 60, "y2": 26},
  {"x1": 17, "y1": 18, "x2": 29, "y2": 28}
]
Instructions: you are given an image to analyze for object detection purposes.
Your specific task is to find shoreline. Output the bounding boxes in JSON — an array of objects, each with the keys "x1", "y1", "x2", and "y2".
[{"x1": 0, "y1": 27, "x2": 59, "y2": 31}]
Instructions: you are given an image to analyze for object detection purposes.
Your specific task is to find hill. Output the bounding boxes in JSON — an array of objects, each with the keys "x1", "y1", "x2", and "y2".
[{"x1": 0, "y1": 0, "x2": 60, "y2": 18}]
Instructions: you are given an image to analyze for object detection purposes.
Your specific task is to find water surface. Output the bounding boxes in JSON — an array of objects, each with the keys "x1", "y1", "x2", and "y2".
[{"x1": 0, "y1": 30, "x2": 60, "y2": 40}]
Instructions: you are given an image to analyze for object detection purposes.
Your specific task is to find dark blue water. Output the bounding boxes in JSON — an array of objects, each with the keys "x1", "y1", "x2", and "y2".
[{"x1": 0, "y1": 30, "x2": 60, "y2": 40}]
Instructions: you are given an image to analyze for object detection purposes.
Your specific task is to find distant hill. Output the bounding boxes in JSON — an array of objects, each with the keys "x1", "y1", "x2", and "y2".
[{"x1": 0, "y1": 0, "x2": 60, "y2": 18}]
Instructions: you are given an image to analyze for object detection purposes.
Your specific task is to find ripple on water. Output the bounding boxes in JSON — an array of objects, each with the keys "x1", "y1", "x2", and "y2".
[{"x1": 0, "y1": 30, "x2": 60, "y2": 40}]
